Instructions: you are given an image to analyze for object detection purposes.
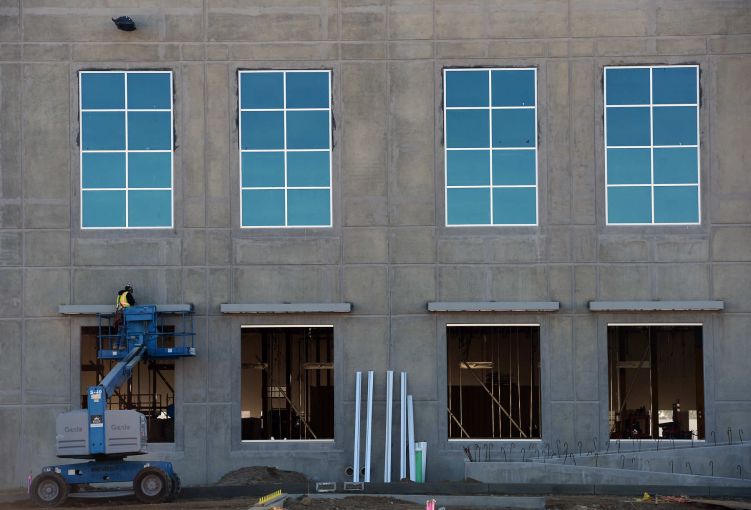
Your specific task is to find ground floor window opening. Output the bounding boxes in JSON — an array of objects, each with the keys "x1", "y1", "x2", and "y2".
[
  {"x1": 608, "y1": 324, "x2": 704, "y2": 440},
  {"x1": 80, "y1": 326, "x2": 175, "y2": 443},
  {"x1": 447, "y1": 325, "x2": 541, "y2": 439},
  {"x1": 241, "y1": 326, "x2": 334, "y2": 441}
]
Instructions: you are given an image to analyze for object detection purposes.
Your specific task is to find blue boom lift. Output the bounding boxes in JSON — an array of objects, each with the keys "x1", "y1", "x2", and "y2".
[{"x1": 29, "y1": 305, "x2": 196, "y2": 507}]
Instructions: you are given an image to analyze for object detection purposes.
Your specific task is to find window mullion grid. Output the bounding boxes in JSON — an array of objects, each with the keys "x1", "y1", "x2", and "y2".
[
  {"x1": 124, "y1": 72, "x2": 129, "y2": 228},
  {"x1": 649, "y1": 67, "x2": 655, "y2": 224},
  {"x1": 488, "y1": 71, "x2": 494, "y2": 225},
  {"x1": 283, "y1": 72, "x2": 288, "y2": 227}
]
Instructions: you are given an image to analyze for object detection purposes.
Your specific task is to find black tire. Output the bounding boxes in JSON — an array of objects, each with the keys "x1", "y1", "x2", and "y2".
[
  {"x1": 30, "y1": 472, "x2": 69, "y2": 507},
  {"x1": 133, "y1": 466, "x2": 172, "y2": 504},
  {"x1": 167, "y1": 473, "x2": 181, "y2": 501}
]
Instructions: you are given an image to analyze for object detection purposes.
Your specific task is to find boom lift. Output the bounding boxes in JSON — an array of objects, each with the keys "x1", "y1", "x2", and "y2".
[{"x1": 29, "y1": 305, "x2": 196, "y2": 507}]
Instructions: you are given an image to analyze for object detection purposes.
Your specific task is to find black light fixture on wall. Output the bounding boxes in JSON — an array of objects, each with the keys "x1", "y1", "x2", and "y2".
[{"x1": 112, "y1": 16, "x2": 136, "y2": 31}]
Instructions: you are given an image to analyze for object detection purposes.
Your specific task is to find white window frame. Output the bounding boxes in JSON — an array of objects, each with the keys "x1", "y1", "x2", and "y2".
[
  {"x1": 238, "y1": 70, "x2": 333, "y2": 229},
  {"x1": 443, "y1": 67, "x2": 539, "y2": 227},
  {"x1": 604, "y1": 65, "x2": 700, "y2": 226},
  {"x1": 79, "y1": 70, "x2": 174, "y2": 230}
]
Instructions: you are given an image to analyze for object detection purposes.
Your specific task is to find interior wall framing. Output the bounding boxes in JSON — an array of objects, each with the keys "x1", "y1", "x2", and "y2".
[{"x1": 596, "y1": 316, "x2": 718, "y2": 444}]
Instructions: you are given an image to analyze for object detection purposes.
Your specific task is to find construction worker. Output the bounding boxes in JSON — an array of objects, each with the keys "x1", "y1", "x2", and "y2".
[{"x1": 113, "y1": 284, "x2": 135, "y2": 331}]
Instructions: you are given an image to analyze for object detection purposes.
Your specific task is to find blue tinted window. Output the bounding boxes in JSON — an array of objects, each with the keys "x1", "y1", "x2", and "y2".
[
  {"x1": 286, "y1": 72, "x2": 329, "y2": 109},
  {"x1": 446, "y1": 110, "x2": 489, "y2": 148},
  {"x1": 127, "y1": 73, "x2": 171, "y2": 109},
  {"x1": 492, "y1": 150, "x2": 535, "y2": 185},
  {"x1": 606, "y1": 107, "x2": 650, "y2": 146},
  {"x1": 607, "y1": 187, "x2": 652, "y2": 224},
  {"x1": 444, "y1": 68, "x2": 537, "y2": 226},
  {"x1": 81, "y1": 73, "x2": 124, "y2": 109},
  {"x1": 128, "y1": 112, "x2": 172, "y2": 150},
  {"x1": 82, "y1": 112, "x2": 125, "y2": 150},
  {"x1": 128, "y1": 153, "x2": 172, "y2": 188},
  {"x1": 605, "y1": 66, "x2": 700, "y2": 225},
  {"x1": 239, "y1": 70, "x2": 333, "y2": 227},
  {"x1": 447, "y1": 188, "x2": 491, "y2": 225},
  {"x1": 241, "y1": 111, "x2": 284, "y2": 150},
  {"x1": 492, "y1": 109, "x2": 535, "y2": 148},
  {"x1": 241, "y1": 72, "x2": 284, "y2": 109},
  {"x1": 654, "y1": 186, "x2": 698, "y2": 223},
  {"x1": 653, "y1": 148, "x2": 698, "y2": 184},
  {"x1": 287, "y1": 152, "x2": 330, "y2": 187},
  {"x1": 242, "y1": 189, "x2": 285, "y2": 227},
  {"x1": 287, "y1": 111, "x2": 329, "y2": 149},
  {"x1": 652, "y1": 67, "x2": 697, "y2": 105},
  {"x1": 447, "y1": 150, "x2": 490, "y2": 186},
  {"x1": 128, "y1": 190, "x2": 172, "y2": 227},
  {"x1": 82, "y1": 153, "x2": 125, "y2": 189},
  {"x1": 606, "y1": 68, "x2": 650, "y2": 105},
  {"x1": 653, "y1": 106, "x2": 697, "y2": 146},
  {"x1": 445, "y1": 71, "x2": 488, "y2": 107},
  {"x1": 607, "y1": 148, "x2": 651, "y2": 185},
  {"x1": 80, "y1": 71, "x2": 173, "y2": 228},
  {"x1": 82, "y1": 190, "x2": 126, "y2": 227},
  {"x1": 492, "y1": 188, "x2": 536, "y2": 225},
  {"x1": 287, "y1": 189, "x2": 330, "y2": 226},
  {"x1": 242, "y1": 152, "x2": 285, "y2": 187},
  {"x1": 491, "y1": 70, "x2": 535, "y2": 106}
]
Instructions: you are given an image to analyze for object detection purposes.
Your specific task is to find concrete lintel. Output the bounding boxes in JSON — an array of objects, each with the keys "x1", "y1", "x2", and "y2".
[
  {"x1": 220, "y1": 303, "x2": 352, "y2": 314},
  {"x1": 427, "y1": 301, "x2": 560, "y2": 313},
  {"x1": 58, "y1": 304, "x2": 193, "y2": 315},
  {"x1": 588, "y1": 300, "x2": 725, "y2": 312}
]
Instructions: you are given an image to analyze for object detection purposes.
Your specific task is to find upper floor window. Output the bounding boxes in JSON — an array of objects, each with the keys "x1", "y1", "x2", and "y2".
[
  {"x1": 239, "y1": 70, "x2": 332, "y2": 228},
  {"x1": 443, "y1": 68, "x2": 537, "y2": 226},
  {"x1": 605, "y1": 66, "x2": 699, "y2": 225},
  {"x1": 80, "y1": 71, "x2": 173, "y2": 229}
]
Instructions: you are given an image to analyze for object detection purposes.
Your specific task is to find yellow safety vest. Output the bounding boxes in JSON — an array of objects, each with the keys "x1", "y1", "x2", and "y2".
[{"x1": 116, "y1": 291, "x2": 131, "y2": 309}]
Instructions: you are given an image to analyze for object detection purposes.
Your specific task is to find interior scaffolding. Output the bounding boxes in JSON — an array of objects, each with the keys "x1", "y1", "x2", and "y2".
[
  {"x1": 241, "y1": 326, "x2": 334, "y2": 441},
  {"x1": 608, "y1": 325, "x2": 705, "y2": 440},
  {"x1": 447, "y1": 325, "x2": 541, "y2": 440},
  {"x1": 79, "y1": 326, "x2": 176, "y2": 443}
]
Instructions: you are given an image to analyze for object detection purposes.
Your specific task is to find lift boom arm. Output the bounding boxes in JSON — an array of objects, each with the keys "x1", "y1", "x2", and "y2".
[{"x1": 87, "y1": 344, "x2": 146, "y2": 455}]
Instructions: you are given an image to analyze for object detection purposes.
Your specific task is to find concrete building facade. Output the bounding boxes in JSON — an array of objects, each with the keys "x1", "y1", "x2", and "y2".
[{"x1": 1, "y1": 0, "x2": 751, "y2": 489}]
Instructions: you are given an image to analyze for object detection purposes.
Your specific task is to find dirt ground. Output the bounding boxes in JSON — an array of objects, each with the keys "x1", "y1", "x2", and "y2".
[{"x1": 0, "y1": 494, "x2": 743, "y2": 510}]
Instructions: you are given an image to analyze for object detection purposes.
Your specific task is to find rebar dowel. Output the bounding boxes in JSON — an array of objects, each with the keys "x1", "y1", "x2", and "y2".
[
  {"x1": 709, "y1": 460, "x2": 714, "y2": 477},
  {"x1": 670, "y1": 460, "x2": 674, "y2": 473},
  {"x1": 711, "y1": 430, "x2": 716, "y2": 445},
  {"x1": 686, "y1": 462, "x2": 692, "y2": 475},
  {"x1": 578, "y1": 441, "x2": 582, "y2": 456},
  {"x1": 474, "y1": 444, "x2": 480, "y2": 463},
  {"x1": 727, "y1": 427, "x2": 733, "y2": 445},
  {"x1": 521, "y1": 448, "x2": 526, "y2": 462},
  {"x1": 595, "y1": 453, "x2": 599, "y2": 467},
  {"x1": 556, "y1": 440, "x2": 561, "y2": 457},
  {"x1": 571, "y1": 453, "x2": 576, "y2": 466},
  {"x1": 563, "y1": 453, "x2": 567, "y2": 465},
  {"x1": 617, "y1": 440, "x2": 621, "y2": 453},
  {"x1": 620, "y1": 455, "x2": 625, "y2": 469},
  {"x1": 740, "y1": 429, "x2": 744, "y2": 444},
  {"x1": 563, "y1": 442, "x2": 568, "y2": 459},
  {"x1": 631, "y1": 457, "x2": 636, "y2": 468},
  {"x1": 606, "y1": 441, "x2": 610, "y2": 454},
  {"x1": 738, "y1": 465, "x2": 743, "y2": 479},
  {"x1": 593, "y1": 436, "x2": 598, "y2": 453},
  {"x1": 501, "y1": 447, "x2": 507, "y2": 462}
]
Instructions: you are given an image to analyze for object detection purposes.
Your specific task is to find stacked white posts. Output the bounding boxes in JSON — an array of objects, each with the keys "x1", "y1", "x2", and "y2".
[
  {"x1": 384, "y1": 371, "x2": 393, "y2": 482},
  {"x1": 407, "y1": 395, "x2": 416, "y2": 482},
  {"x1": 364, "y1": 371, "x2": 374, "y2": 483},
  {"x1": 400, "y1": 371, "x2": 407, "y2": 481},
  {"x1": 353, "y1": 371, "x2": 362, "y2": 482},
  {"x1": 353, "y1": 370, "x2": 414, "y2": 484}
]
